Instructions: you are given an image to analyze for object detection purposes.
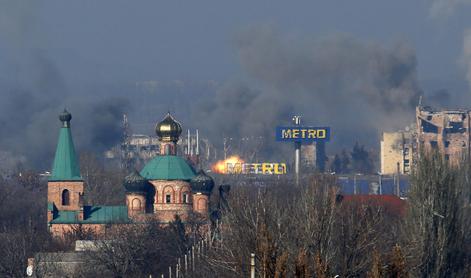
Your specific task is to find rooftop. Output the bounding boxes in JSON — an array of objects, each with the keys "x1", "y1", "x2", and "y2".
[
  {"x1": 49, "y1": 125, "x2": 82, "y2": 181},
  {"x1": 50, "y1": 205, "x2": 129, "y2": 224},
  {"x1": 140, "y1": 155, "x2": 196, "y2": 181}
]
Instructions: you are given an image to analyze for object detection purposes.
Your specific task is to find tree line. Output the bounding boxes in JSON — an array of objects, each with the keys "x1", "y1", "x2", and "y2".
[
  {"x1": 1, "y1": 151, "x2": 471, "y2": 277},
  {"x1": 195, "y1": 151, "x2": 471, "y2": 277}
]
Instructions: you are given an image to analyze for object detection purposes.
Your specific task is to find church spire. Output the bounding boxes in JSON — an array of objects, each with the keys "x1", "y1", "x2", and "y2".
[{"x1": 49, "y1": 109, "x2": 82, "y2": 181}]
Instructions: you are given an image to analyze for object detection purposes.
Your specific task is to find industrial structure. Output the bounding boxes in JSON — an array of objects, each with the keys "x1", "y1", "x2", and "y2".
[
  {"x1": 105, "y1": 114, "x2": 217, "y2": 170},
  {"x1": 47, "y1": 110, "x2": 215, "y2": 237}
]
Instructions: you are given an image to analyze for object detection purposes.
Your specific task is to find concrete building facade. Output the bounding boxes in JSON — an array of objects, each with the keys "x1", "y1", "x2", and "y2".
[
  {"x1": 416, "y1": 106, "x2": 471, "y2": 163},
  {"x1": 380, "y1": 130, "x2": 414, "y2": 175}
]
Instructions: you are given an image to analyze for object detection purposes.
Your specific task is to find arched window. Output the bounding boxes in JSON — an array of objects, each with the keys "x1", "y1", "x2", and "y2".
[
  {"x1": 182, "y1": 192, "x2": 189, "y2": 204},
  {"x1": 62, "y1": 189, "x2": 70, "y2": 206},
  {"x1": 163, "y1": 185, "x2": 174, "y2": 204},
  {"x1": 132, "y1": 198, "x2": 141, "y2": 210}
]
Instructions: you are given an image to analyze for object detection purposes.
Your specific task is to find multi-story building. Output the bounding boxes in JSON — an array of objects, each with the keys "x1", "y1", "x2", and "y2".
[
  {"x1": 380, "y1": 130, "x2": 414, "y2": 175},
  {"x1": 416, "y1": 106, "x2": 471, "y2": 163},
  {"x1": 301, "y1": 142, "x2": 326, "y2": 172}
]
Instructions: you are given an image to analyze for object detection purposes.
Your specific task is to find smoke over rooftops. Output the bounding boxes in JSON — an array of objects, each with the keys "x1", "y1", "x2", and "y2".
[
  {"x1": 0, "y1": 3, "x2": 437, "y2": 170},
  {"x1": 192, "y1": 26, "x2": 421, "y2": 159}
]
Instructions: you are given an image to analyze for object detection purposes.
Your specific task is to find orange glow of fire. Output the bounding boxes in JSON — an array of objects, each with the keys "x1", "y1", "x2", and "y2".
[{"x1": 211, "y1": 155, "x2": 245, "y2": 174}]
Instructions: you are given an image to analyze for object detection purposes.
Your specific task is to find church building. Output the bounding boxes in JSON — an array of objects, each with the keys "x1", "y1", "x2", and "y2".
[{"x1": 47, "y1": 110, "x2": 214, "y2": 237}]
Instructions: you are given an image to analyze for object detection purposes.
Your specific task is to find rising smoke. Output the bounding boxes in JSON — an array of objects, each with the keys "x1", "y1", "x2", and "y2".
[
  {"x1": 0, "y1": 4, "x2": 443, "y2": 170},
  {"x1": 429, "y1": 0, "x2": 471, "y2": 18},
  {"x1": 463, "y1": 29, "x2": 471, "y2": 90},
  {"x1": 0, "y1": 2, "x2": 131, "y2": 171},
  {"x1": 193, "y1": 27, "x2": 421, "y2": 159}
]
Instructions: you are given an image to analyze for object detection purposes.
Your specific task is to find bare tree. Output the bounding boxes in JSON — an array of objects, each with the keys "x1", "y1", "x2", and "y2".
[
  {"x1": 80, "y1": 152, "x2": 126, "y2": 205},
  {"x1": 404, "y1": 151, "x2": 471, "y2": 277},
  {"x1": 198, "y1": 175, "x2": 399, "y2": 277},
  {"x1": 83, "y1": 217, "x2": 193, "y2": 277}
]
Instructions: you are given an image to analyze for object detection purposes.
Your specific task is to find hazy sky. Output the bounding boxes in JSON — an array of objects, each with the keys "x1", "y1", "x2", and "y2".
[
  {"x1": 2, "y1": 1, "x2": 471, "y2": 169},
  {"x1": 3, "y1": 1, "x2": 471, "y2": 89}
]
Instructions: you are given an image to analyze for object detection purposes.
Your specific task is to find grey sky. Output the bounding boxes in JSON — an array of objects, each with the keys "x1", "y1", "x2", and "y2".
[
  {"x1": 5, "y1": 1, "x2": 471, "y2": 87},
  {"x1": 2, "y1": 1, "x2": 471, "y2": 169}
]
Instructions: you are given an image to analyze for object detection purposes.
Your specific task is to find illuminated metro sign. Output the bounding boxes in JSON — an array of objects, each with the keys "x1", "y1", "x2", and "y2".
[
  {"x1": 276, "y1": 126, "x2": 331, "y2": 142},
  {"x1": 226, "y1": 163, "x2": 287, "y2": 175}
]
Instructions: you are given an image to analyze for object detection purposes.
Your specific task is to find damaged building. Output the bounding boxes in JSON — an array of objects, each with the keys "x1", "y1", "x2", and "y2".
[
  {"x1": 301, "y1": 142, "x2": 326, "y2": 172},
  {"x1": 416, "y1": 106, "x2": 471, "y2": 163},
  {"x1": 381, "y1": 105, "x2": 471, "y2": 174},
  {"x1": 380, "y1": 129, "x2": 415, "y2": 175}
]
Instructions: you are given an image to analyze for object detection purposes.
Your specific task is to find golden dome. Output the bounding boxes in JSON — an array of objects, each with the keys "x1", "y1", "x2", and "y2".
[{"x1": 155, "y1": 113, "x2": 182, "y2": 142}]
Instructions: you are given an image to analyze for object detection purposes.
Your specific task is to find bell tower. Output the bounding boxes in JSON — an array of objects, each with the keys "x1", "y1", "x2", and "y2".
[
  {"x1": 190, "y1": 170, "x2": 214, "y2": 215},
  {"x1": 47, "y1": 110, "x2": 84, "y2": 216}
]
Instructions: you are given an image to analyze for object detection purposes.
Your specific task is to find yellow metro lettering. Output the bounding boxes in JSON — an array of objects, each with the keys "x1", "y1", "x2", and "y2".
[
  {"x1": 308, "y1": 129, "x2": 316, "y2": 138},
  {"x1": 262, "y1": 163, "x2": 274, "y2": 174},
  {"x1": 317, "y1": 129, "x2": 326, "y2": 138},
  {"x1": 282, "y1": 129, "x2": 292, "y2": 138},
  {"x1": 300, "y1": 129, "x2": 307, "y2": 138}
]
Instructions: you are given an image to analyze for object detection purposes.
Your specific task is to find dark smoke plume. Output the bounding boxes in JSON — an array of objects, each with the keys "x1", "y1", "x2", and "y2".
[
  {"x1": 0, "y1": 2, "x2": 131, "y2": 171},
  {"x1": 0, "y1": 4, "x2": 423, "y2": 170},
  {"x1": 193, "y1": 27, "x2": 421, "y2": 159}
]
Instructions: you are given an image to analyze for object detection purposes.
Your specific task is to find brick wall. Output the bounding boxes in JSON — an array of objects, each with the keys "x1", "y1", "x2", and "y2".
[{"x1": 48, "y1": 181, "x2": 84, "y2": 210}]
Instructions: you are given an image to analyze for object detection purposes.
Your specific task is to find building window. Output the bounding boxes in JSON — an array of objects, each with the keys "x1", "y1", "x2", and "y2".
[
  {"x1": 62, "y1": 189, "x2": 70, "y2": 206},
  {"x1": 132, "y1": 198, "x2": 141, "y2": 210},
  {"x1": 166, "y1": 194, "x2": 171, "y2": 203},
  {"x1": 445, "y1": 141, "x2": 450, "y2": 148},
  {"x1": 182, "y1": 193, "x2": 188, "y2": 204}
]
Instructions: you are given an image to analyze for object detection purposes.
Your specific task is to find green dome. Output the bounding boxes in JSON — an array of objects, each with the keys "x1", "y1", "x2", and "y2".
[
  {"x1": 123, "y1": 170, "x2": 150, "y2": 193},
  {"x1": 191, "y1": 170, "x2": 215, "y2": 195},
  {"x1": 140, "y1": 155, "x2": 196, "y2": 181}
]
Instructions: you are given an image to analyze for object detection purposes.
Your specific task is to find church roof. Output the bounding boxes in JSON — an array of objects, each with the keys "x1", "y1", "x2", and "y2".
[
  {"x1": 140, "y1": 155, "x2": 196, "y2": 181},
  {"x1": 123, "y1": 170, "x2": 151, "y2": 193},
  {"x1": 191, "y1": 170, "x2": 215, "y2": 194},
  {"x1": 49, "y1": 206, "x2": 129, "y2": 224},
  {"x1": 49, "y1": 111, "x2": 82, "y2": 181},
  {"x1": 155, "y1": 113, "x2": 182, "y2": 142}
]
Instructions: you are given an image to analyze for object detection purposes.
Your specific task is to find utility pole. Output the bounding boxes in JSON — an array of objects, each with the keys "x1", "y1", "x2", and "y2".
[
  {"x1": 196, "y1": 129, "x2": 199, "y2": 156},
  {"x1": 378, "y1": 173, "x2": 382, "y2": 195},
  {"x1": 250, "y1": 253, "x2": 255, "y2": 278},
  {"x1": 396, "y1": 162, "x2": 401, "y2": 197},
  {"x1": 121, "y1": 113, "x2": 132, "y2": 171},
  {"x1": 223, "y1": 137, "x2": 232, "y2": 160},
  {"x1": 293, "y1": 115, "x2": 302, "y2": 185},
  {"x1": 353, "y1": 174, "x2": 357, "y2": 195},
  {"x1": 187, "y1": 129, "x2": 191, "y2": 156}
]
